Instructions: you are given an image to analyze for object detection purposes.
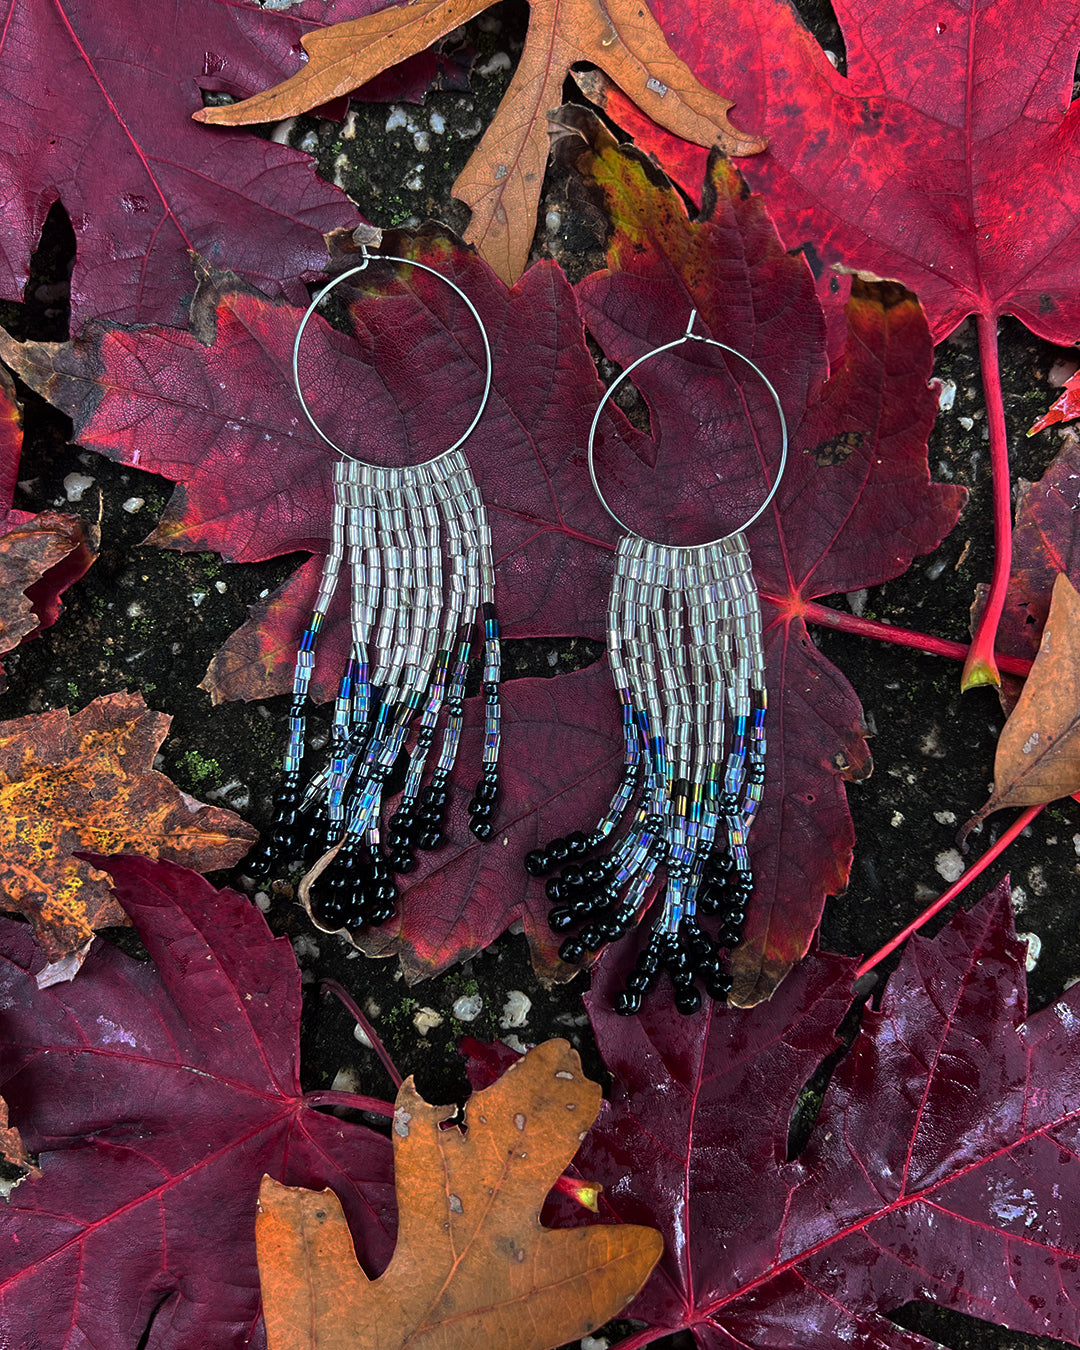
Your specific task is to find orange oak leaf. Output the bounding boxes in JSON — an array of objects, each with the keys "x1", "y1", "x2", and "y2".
[
  {"x1": 193, "y1": 0, "x2": 764, "y2": 286},
  {"x1": 256, "y1": 1039, "x2": 661, "y2": 1350},
  {"x1": 0, "y1": 691, "x2": 257, "y2": 960},
  {"x1": 961, "y1": 574, "x2": 1080, "y2": 844},
  {"x1": 0, "y1": 1095, "x2": 39, "y2": 1182}
]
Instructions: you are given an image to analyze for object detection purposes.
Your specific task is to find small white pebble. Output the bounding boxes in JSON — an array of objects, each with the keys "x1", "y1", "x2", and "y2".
[
  {"x1": 385, "y1": 106, "x2": 409, "y2": 131},
  {"x1": 934, "y1": 849, "x2": 965, "y2": 883},
  {"x1": 476, "y1": 50, "x2": 511, "y2": 75},
  {"x1": 412, "y1": 130, "x2": 430, "y2": 152},
  {"x1": 453, "y1": 993, "x2": 483, "y2": 1022},
  {"x1": 215, "y1": 580, "x2": 227, "y2": 594},
  {"x1": 1072, "y1": 833, "x2": 1080, "y2": 857},
  {"x1": 502, "y1": 1033, "x2": 531, "y2": 1054},
  {"x1": 1018, "y1": 931, "x2": 1042, "y2": 971},
  {"x1": 121, "y1": 496, "x2": 145, "y2": 514},
  {"x1": 341, "y1": 109, "x2": 358, "y2": 140},
  {"x1": 403, "y1": 171, "x2": 423, "y2": 191},
  {"x1": 545, "y1": 209, "x2": 562, "y2": 233},
  {"x1": 254, "y1": 891, "x2": 271, "y2": 912},
  {"x1": 933, "y1": 810, "x2": 957, "y2": 826},
  {"x1": 292, "y1": 934, "x2": 320, "y2": 961},
  {"x1": 958, "y1": 415, "x2": 975, "y2": 431},
  {"x1": 581, "y1": 1337, "x2": 610, "y2": 1350},
  {"x1": 1027, "y1": 864, "x2": 1049, "y2": 896},
  {"x1": 846, "y1": 588, "x2": 868, "y2": 616},
  {"x1": 269, "y1": 117, "x2": 296, "y2": 145},
  {"x1": 413, "y1": 1006, "x2": 443, "y2": 1037},
  {"x1": 890, "y1": 811, "x2": 904, "y2": 827},
  {"x1": 191, "y1": 591, "x2": 207, "y2": 607},
  {"x1": 823, "y1": 48, "x2": 839, "y2": 67},
  {"x1": 126, "y1": 601, "x2": 144, "y2": 619},
  {"x1": 1011, "y1": 886, "x2": 1028, "y2": 913},
  {"x1": 547, "y1": 650, "x2": 559, "y2": 667},
  {"x1": 429, "y1": 110, "x2": 446, "y2": 133},
  {"x1": 63, "y1": 472, "x2": 94, "y2": 502},
  {"x1": 500, "y1": 990, "x2": 532, "y2": 1029},
  {"x1": 936, "y1": 378, "x2": 956, "y2": 410},
  {"x1": 353, "y1": 1021, "x2": 373, "y2": 1049},
  {"x1": 331, "y1": 1066, "x2": 361, "y2": 1094},
  {"x1": 297, "y1": 130, "x2": 319, "y2": 154},
  {"x1": 1049, "y1": 357, "x2": 1080, "y2": 386}
]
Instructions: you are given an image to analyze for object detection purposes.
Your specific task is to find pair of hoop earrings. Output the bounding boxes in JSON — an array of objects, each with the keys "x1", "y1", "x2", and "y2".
[{"x1": 260, "y1": 245, "x2": 787, "y2": 1016}]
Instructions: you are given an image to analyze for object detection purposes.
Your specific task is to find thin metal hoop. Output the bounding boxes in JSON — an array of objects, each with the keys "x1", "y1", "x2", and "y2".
[
  {"x1": 587, "y1": 310, "x2": 788, "y2": 547},
  {"x1": 292, "y1": 246, "x2": 494, "y2": 464}
]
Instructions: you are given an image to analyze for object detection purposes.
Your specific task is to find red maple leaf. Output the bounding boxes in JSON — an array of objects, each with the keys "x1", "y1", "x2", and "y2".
[
  {"x1": 574, "y1": 0, "x2": 1080, "y2": 690},
  {"x1": 0, "y1": 856, "x2": 395, "y2": 1348},
  {"x1": 571, "y1": 878, "x2": 1080, "y2": 1348},
  {"x1": 0, "y1": 0, "x2": 403, "y2": 327}
]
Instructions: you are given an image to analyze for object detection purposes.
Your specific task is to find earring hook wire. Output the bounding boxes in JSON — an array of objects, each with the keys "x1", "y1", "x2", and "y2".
[
  {"x1": 586, "y1": 312, "x2": 788, "y2": 547},
  {"x1": 292, "y1": 244, "x2": 494, "y2": 465}
]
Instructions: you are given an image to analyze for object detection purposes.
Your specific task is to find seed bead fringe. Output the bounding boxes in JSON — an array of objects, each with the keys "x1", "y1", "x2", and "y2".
[
  {"x1": 524, "y1": 532, "x2": 766, "y2": 1014},
  {"x1": 260, "y1": 450, "x2": 501, "y2": 933}
]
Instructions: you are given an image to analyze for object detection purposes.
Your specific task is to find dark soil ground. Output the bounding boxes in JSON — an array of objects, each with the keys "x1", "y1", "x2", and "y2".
[{"x1": 4, "y1": 1, "x2": 1080, "y2": 1346}]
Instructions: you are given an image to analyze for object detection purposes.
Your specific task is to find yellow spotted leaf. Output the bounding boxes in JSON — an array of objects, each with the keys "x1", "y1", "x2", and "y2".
[
  {"x1": 256, "y1": 1039, "x2": 662, "y2": 1350},
  {"x1": 194, "y1": 0, "x2": 764, "y2": 286},
  {"x1": 0, "y1": 691, "x2": 257, "y2": 959}
]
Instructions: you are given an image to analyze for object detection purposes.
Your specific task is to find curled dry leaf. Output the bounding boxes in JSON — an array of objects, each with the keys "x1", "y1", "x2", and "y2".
[
  {"x1": 961, "y1": 573, "x2": 1080, "y2": 844},
  {"x1": 0, "y1": 1095, "x2": 39, "y2": 1183},
  {"x1": 193, "y1": 0, "x2": 764, "y2": 286},
  {"x1": 257, "y1": 1039, "x2": 661, "y2": 1350},
  {"x1": 0, "y1": 691, "x2": 256, "y2": 958}
]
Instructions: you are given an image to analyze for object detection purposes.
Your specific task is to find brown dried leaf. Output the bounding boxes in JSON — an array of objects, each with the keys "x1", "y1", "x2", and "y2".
[
  {"x1": 0, "y1": 1095, "x2": 39, "y2": 1182},
  {"x1": 194, "y1": 0, "x2": 764, "y2": 285},
  {"x1": 256, "y1": 1039, "x2": 661, "y2": 1350},
  {"x1": 0, "y1": 691, "x2": 257, "y2": 959},
  {"x1": 962, "y1": 574, "x2": 1080, "y2": 844}
]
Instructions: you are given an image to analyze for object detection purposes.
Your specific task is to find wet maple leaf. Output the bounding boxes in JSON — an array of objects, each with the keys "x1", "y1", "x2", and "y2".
[
  {"x1": 0, "y1": 367, "x2": 96, "y2": 691},
  {"x1": 195, "y1": 0, "x2": 764, "y2": 288},
  {"x1": 256, "y1": 1041, "x2": 660, "y2": 1350},
  {"x1": 564, "y1": 114, "x2": 965, "y2": 1002},
  {"x1": 565, "y1": 879, "x2": 1080, "y2": 1348},
  {"x1": 0, "y1": 0, "x2": 390, "y2": 327},
  {"x1": 0, "y1": 855, "x2": 396, "y2": 1349},
  {"x1": 0, "y1": 691, "x2": 256, "y2": 959},
  {"x1": 575, "y1": 0, "x2": 1080, "y2": 689}
]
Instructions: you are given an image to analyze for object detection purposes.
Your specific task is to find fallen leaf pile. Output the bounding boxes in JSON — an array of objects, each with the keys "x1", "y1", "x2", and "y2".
[
  {"x1": 257, "y1": 1040, "x2": 660, "y2": 1350},
  {"x1": 195, "y1": 0, "x2": 765, "y2": 286}
]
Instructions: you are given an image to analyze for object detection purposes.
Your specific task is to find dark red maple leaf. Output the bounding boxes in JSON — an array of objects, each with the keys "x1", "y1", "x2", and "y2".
[
  {"x1": 565, "y1": 116, "x2": 965, "y2": 1002},
  {"x1": 570, "y1": 878, "x2": 1080, "y2": 1348},
  {"x1": 0, "y1": 0, "x2": 406, "y2": 327},
  {"x1": 0, "y1": 855, "x2": 395, "y2": 1349},
  {"x1": 575, "y1": 0, "x2": 1080, "y2": 689},
  {"x1": 0, "y1": 365, "x2": 95, "y2": 690}
]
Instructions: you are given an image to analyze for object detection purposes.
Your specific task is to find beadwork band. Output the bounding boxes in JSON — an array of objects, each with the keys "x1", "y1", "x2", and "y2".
[
  {"x1": 261, "y1": 245, "x2": 502, "y2": 934},
  {"x1": 526, "y1": 311, "x2": 786, "y2": 1014}
]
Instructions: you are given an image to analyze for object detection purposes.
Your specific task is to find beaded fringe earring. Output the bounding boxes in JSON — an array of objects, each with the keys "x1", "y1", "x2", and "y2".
[
  {"x1": 260, "y1": 243, "x2": 502, "y2": 933},
  {"x1": 524, "y1": 311, "x2": 787, "y2": 1014}
]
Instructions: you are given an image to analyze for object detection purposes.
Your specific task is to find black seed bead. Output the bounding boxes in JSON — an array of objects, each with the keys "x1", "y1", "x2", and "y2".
[
  {"x1": 422, "y1": 786, "x2": 448, "y2": 808},
  {"x1": 524, "y1": 850, "x2": 549, "y2": 877},
  {"x1": 548, "y1": 907, "x2": 575, "y2": 932},
  {"x1": 547, "y1": 837, "x2": 570, "y2": 863},
  {"x1": 580, "y1": 926, "x2": 607, "y2": 952},
  {"x1": 696, "y1": 890, "x2": 720, "y2": 916},
  {"x1": 482, "y1": 764, "x2": 499, "y2": 783},
  {"x1": 717, "y1": 792, "x2": 738, "y2": 813},
  {"x1": 582, "y1": 863, "x2": 606, "y2": 887},
  {"x1": 559, "y1": 937, "x2": 587, "y2": 964},
  {"x1": 626, "y1": 969, "x2": 655, "y2": 994},
  {"x1": 367, "y1": 903, "x2": 396, "y2": 926},
  {"x1": 386, "y1": 827, "x2": 411, "y2": 850},
  {"x1": 468, "y1": 798, "x2": 494, "y2": 821},
  {"x1": 717, "y1": 923, "x2": 742, "y2": 948},
  {"x1": 644, "y1": 814, "x2": 664, "y2": 831},
  {"x1": 417, "y1": 830, "x2": 442, "y2": 850},
  {"x1": 416, "y1": 727, "x2": 435, "y2": 748},
  {"x1": 474, "y1": 778, "x2": 498, "y2": 804},
  {"x1": 612, "y1": 905, "x2": 637, "y2": 929},
  {"x1": 470, "y1": 819, "x2": 494, "y2": 841},
  {"x1": 697, "y1": 953, "x2": 726, "y2": 981},
  {"x1": 391, "y1": 852, "x2": 416, "y2": 875},
  {"x1": 706, "y1": 974, "x2": 732, "y2": 1001},
  {"x1": 636, "y1": 949, "x2": 661, "y2": 976},
  {"x1": 598, "y1": 920, "x2": 623, "y2": 941},
  {"x1": 562, "y1": 865, "x2": 585, "y2": 889},
  {"x1": 671, "y1": 967, "x2": 695, "y2": 991},
  {"x1": 570, "y1": 895, "x2": 599, "y2": 919},
  {"x1": 545, "y1": 877, "x2": 566, "y2": 903},
  {"x1": 665, "y1": 948, "x2": 691, "y2": 977},
  {"x1": 615, "y1": 990, "x2": 643, "y2": 1016},
  {"x1": 674, "y1": 986, "x2": 702, "y2": 1015},
  {"x1": 566, "y1": 831, "x2": 589, "y2": 857}
]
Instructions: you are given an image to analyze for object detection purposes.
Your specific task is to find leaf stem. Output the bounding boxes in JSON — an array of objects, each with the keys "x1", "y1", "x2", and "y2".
[
  {"x1": 321, "y1": 978, "x2": 404, "y2": 1089},
  {"x1": 961, "y1": 312, "x2": 1012, "y2": 690},
  {"x1": 303, "y1": 1088, "x2": 394, "y2": 1118},
  {"x1": 791, "y1": 598, "x2": 1032, "y2": 676},
  {"x1": 854, "y1": 803, "x2": 1043, "y2": 978}
]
